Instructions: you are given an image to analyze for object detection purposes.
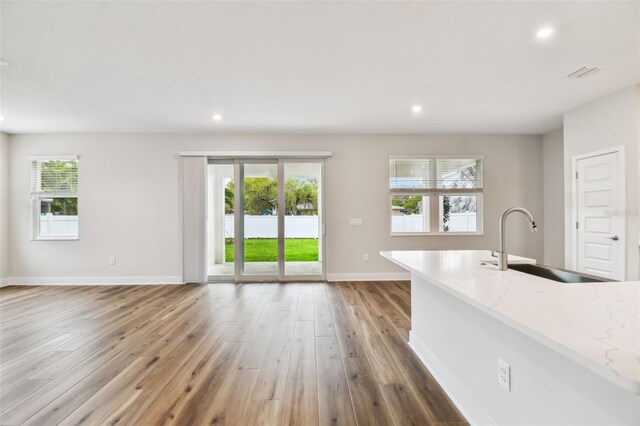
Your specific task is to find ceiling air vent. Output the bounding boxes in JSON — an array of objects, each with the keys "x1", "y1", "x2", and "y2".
[{"x1": 567, "y1": 65, "x2": 603, "y2": 79}]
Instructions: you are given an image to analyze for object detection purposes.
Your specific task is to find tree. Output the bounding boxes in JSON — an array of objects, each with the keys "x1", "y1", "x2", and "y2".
[
  {"x1": 224, "y1": 177, "x2": 319, "y2": 215},
  {"x1": 224, "y1": 182, "x2": 234, "y2": 213},
  {"x1": 391, "y1": 195, "x2": 422, "y2": 214},
  {"x1": 285, "y1": 177, "x2": 318, "y2": 215},
  {"x1": 244, "y1": 178, "x2": 278, "y2": 214},
  {"x1": 47, "y1": 198, "x2": 77, "y2": 215},
  {"x1": 442, "y1": 196, "x2": 450, "y2": 231}
]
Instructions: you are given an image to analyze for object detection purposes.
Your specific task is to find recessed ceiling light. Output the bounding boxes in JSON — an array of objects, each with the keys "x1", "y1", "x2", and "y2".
[
  {"x1": 536, "y1": 27, "x2": 554, "y2": 39},
  {"x1": 212, "y1": 114, "x2": 223, "y2": 121},
  {"x1": 412, "y1": 105, "x2": 423, "y2": 114}
]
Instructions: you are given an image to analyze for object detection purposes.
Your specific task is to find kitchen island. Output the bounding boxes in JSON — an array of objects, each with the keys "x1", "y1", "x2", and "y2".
[{"x1": 381, "y1": 250, "x2": 639, "y2": 425}]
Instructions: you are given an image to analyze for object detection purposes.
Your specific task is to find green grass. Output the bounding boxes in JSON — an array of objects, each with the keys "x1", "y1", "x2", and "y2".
[{"x1": 225, "y1": 238, "x2": 318, "y2": 262}]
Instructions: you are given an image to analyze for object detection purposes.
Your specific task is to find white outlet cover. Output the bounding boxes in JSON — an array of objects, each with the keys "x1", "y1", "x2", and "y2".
[
  {"x1": 350, "y1": 218, "x2": 363, "y2": 227},
  {"x1": 498, "y1": 359, "x2": 510, "y2": 391}
]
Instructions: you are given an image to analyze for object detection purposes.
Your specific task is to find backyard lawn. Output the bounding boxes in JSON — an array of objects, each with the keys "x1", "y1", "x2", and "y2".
[{"x1": 225, "y1": 238, "x2": 318, "y2": 262}]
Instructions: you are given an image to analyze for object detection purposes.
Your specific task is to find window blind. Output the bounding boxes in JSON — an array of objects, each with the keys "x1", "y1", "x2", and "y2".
[
  {"x1": 30, "y1": 157, "x2": 79, "y2": 196},
  {"x1": 182, "y1": 156, "x2": 208, "y2": 283},
  {"x1": 390, "y1": 157, "x2": 483, "y2": 191}
]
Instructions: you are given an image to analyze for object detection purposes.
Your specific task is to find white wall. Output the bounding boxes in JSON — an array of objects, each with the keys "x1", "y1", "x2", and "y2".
[
  {"x1": 0, "y1": 132, "x2": 9, "y2": 283},
  {"x1": 542, "y1": 128, "x2": 565, "y2": 268},
  {"x1": 563, "y1": 85, "x2": 640, "y2": 280},
  {"x1": 6, "y1": 134, "x2": 544, "y2": 282}
]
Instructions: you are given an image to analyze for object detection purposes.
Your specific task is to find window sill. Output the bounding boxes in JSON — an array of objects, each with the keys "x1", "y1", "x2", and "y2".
[
  {"x1": 32, "y1": 236, "x2": 79, "y2": 241},
  {"x1": 390, "y1": 232, "x2": 484, "y2": 237}
]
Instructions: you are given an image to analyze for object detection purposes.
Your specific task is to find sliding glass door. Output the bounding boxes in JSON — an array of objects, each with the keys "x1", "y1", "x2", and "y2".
[
  {"x1": 207, "y1": 158, "x2": 325, "y2": 282},
  {"x1": 282, "y1": 161, "x2": 323, "y2": 278},
  {"x1": 238, "y1": 161, "x2": 279, "y2": 278}
]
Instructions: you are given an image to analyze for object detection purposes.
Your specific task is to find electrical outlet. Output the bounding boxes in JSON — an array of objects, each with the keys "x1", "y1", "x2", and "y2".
[
  {"x1": 498, "y1": 359, "x2": 510, "y2": 391},
  {"x1": 350, "y1": 218, "x2": 363, "y2": 227},
  {"x1": 109, "y1": 256, "x2": 116, "y2": 266},
  {"x1": 363, "y1": 254, "x2": 369, "y2": 262}
]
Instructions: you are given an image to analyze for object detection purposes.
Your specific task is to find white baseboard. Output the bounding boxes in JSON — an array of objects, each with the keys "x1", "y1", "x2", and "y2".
[
  {"x1": 2, "y1": 273, "x2": 408, "y2": 286},
  {"x1": 1, "y1": 276, "x2": 184, "y2": 286},
  {"x1": 409, "y1": 330, "x2": 493, "y2": 426},
  {"x1": 326, "y1": 272, "x2": 410, "y2": 282}
]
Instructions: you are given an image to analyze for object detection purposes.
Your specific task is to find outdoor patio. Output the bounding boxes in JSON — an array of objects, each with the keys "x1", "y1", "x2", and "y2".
[{"x1": 208, "y1": 261, "x2": 322, "y2": 277}]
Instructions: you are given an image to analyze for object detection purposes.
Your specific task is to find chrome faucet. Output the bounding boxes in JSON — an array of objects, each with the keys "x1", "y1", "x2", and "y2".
[{"x1": 498, "y1": 207, "x2": 537, "y2": 271}]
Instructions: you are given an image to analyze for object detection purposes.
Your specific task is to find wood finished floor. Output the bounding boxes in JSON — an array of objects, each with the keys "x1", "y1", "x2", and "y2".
[{"x1": 0, "y1": 282, "x2": 466, "y2": 426}]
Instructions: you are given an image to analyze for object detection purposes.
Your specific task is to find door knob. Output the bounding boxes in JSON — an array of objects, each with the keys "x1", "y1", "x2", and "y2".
[{"x1": 610, "y1": 235, "x2": 619, "y2": 241}]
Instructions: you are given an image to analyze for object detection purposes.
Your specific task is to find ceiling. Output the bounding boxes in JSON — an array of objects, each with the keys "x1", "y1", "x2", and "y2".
[{"x1": 0, "y1": 1, "x2": 638, "y2": 134}]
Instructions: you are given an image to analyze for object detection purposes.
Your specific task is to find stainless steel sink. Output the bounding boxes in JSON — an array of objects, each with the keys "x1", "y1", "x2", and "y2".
[{"x1": 507, "y1": 263, "x2": 614, "y2": 283}]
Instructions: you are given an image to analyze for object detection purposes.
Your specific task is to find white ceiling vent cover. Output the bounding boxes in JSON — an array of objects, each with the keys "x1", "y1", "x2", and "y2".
[{"x1": 567, "y1": 66, "x2": 603, "y2": 79}]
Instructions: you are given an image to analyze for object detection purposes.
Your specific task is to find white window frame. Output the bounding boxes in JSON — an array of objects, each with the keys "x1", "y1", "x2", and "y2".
[
  {"x1": 389, "y1": 155, "x2": 484, "y2": 236},
  {"x1": 30, "y1": 155, "x2": 79, "y2": 241}
]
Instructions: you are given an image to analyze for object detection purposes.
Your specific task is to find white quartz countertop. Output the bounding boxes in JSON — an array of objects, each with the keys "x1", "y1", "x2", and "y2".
[{"x1": 380, "y1": 250, "x2": 640, "y2": 394}]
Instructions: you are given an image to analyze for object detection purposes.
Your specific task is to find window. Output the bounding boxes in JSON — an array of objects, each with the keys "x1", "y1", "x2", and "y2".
[
  {"x1": 390, "y1": 156, "x2": 483, "y2": 235},
  {"x1": 30, "y1": 156, "x2": 79, "y2": 240}
]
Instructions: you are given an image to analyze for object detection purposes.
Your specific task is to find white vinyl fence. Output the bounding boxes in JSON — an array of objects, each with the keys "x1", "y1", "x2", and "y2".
[
  {"x1": 392, "y1": 213, "x2": 477, "y2": 233},
  {"x1": 225, "y1": 215, "x2": 319, "y2": 239},
  {"x1": 38, "y1": 214, "x2": 318, "y2": 239},
  {"x1": 39, "y1": 214, "x2": 79, "y2": 236}
]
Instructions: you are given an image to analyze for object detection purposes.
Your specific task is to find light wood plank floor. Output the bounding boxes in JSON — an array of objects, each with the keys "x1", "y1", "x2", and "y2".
[{"x1": 0, "y1": 282, "x2": 466, "y2": 425}]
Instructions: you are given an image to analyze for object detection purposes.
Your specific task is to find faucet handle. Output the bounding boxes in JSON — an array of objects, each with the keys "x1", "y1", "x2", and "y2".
[{"x1": 491, "y1": 251, "x2": 498, "y2": 258}]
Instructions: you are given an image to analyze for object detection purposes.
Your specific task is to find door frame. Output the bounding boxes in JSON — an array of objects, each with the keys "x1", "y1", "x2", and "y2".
[
  {"x1": 570, "y1": 145, "x2": 625, "y2": 277},
  {"x1": 207, "y1": 156, "x2": 327, "y2": 283}
]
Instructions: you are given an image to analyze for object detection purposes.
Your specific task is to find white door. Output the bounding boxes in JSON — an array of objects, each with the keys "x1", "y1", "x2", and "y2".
[{"x1": 576, "y1": 151, "x2": 625, "y2": 280}]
